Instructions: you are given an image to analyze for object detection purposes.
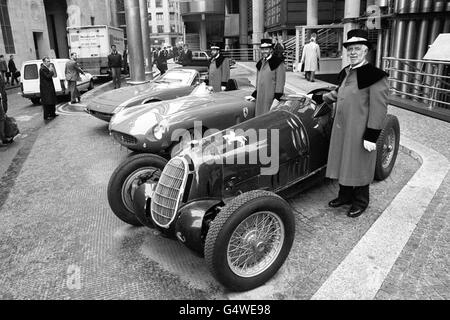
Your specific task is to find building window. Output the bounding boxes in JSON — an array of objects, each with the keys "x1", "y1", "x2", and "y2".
[
  {"x1": 169, "y1": 1, "x2": 174, "y2": 9},
  {"x1": 91, "y1": 16, "x2": 95, "y2": 25},
  {"x1": 170, "y1": 24, "x2": 175, "y2": 33},
  {"x1": 149, "y1": 25, "x2": 153, "y2": 34},
  {"x1": 155, "y1": 0, "x2": 162, "y2": 8},
  {"x1": 156, "y1": 13, "x2": 163, "y2": 22},
  {"x1": 148, "y1": 13, "x2": 151, "y2": 21},
  {"x1": 170, "y1": 13, "x2": 175, "y2": 20},
  {"x1": 0, "y1": 0, "x2": 15, "y2": 54},
  {"x1": 157, "y1": 25, "x2": 164, "y2": 33}
]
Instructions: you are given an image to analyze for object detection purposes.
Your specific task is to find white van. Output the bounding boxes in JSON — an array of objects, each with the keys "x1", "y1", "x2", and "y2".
[{"x1": 20, "y1": 58, "x2": 94, "y2": 105}]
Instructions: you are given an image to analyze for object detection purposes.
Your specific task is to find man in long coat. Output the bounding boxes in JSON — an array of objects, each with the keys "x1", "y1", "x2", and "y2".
[
  {"x1": 246, "y1": 39, "x2": 286, "y2": 116},
  {"x1": 301, "y1": 34, "x2": 321, "y2": 82},
  {"x1": 323, "y1": 29, "x2": 388, "y2": 218},
  {"x1": 207, "y1": 45, "x2": 230, "y2": 92},
  {"x1": 40, "y1": 57, "x2": 58, "y2": 120}
]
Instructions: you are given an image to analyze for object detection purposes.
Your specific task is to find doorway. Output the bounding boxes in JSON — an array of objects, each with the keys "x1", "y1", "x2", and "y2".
[
  {"x1": 33, "y1": 32, "x2": 45, "y2": 60},
  {"x1": 44, "y1": 0, "x2": 68, "y2": 58}
]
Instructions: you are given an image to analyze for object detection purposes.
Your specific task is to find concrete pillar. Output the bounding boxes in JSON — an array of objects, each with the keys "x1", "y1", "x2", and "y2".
[
  {"x1": 342, "y1": 0, "x2": 361, "y2": 67},
  {"x1": 199, "y1": 18, "x2": 207, "y2": 51},
  {"x1": 239, "y1": 0, "x2": 249, "y2": 60},
  {"x1": 125, "y1": 0, "x2": 146, "y2": 84},
  {"x1": 139, "y1": 0, "x2": 152, "y2": 75},
  {"x1": 252, "y1": 0, "x2": 265, "y2": 61},
  {"x1": 307, "y1": 0, "x2": 318, "y2": 26}
]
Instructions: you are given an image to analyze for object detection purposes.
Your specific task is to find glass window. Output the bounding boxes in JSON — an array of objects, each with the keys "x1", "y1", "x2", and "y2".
[
  {"x1": 170, "y1": 13, "x2": 175, "y2": 20},
  {"x1": 0, "y1": 0, "x2": 15, "y2": 54},
  {"x1": 149, "y1": 25, "x2": 152, "y2": 34},
  {"x1": 155, "y1": 0, "x2": 162, "y2": 8},
  {"x1": 170, "y1": 25, "x2": 175, "y2": 33},
  {"x1": 24, "y1": 64, "x2": 38, "y2": 80},
  {"x1": 148, "y1": 13, "x2": 151, "y2": 21},
  {"x1": 157, "y1": 25, "x2": 164, "y2": 33},
  {"x1": 156, "y1": 13, "x2": 163, "y2": 21}
]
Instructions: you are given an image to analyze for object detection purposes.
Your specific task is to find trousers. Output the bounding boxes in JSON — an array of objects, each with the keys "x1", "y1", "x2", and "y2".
[
  {"x1": 68, "y1": 81, "x2": 80, "y2": 103},
  {"x1": 111, "y1": 67, "x2": 121, "y2": 89},
  {"x1": 337, "y1": 184, "x2": 370, "y2": 209}
]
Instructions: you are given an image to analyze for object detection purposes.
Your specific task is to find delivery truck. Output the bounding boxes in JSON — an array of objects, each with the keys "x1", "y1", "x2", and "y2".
[{"x1": 67, "y1": 25, "x2": 125, "y2": 77}]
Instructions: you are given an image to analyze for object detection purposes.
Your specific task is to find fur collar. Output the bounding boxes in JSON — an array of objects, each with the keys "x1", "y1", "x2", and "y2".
[
  {"x1": 256, "y1": 55, "x2": 283, "y2": 71},
  {"x1": 210, "y1": 54, "x2": 225, "y2": 68},
  {"x1": 338, "y1": 63, "x2": 388, "y2": 89}
]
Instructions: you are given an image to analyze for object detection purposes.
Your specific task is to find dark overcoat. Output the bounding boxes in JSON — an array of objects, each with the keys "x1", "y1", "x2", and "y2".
[
  {"x1": 39, "y1": 65, "x2": 57, "y2": 105},
  {"x1": 208, "y1": 54, "x2": 230, "y2": 92},
  {"x1": 325, "y1": 63, "x2": 389, "y2": 186},
  {"x1": 251, "y1": 55, "x2": 286, "y2": 116}
]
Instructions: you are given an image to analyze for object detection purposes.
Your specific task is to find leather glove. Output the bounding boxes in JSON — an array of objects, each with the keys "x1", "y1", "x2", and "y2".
[
  {"x1": 363, "y1": 140, "x2": 377, "y2": 152},
  {"x1": 245, "y1": 96, "x2": 256, "y2": 102}
]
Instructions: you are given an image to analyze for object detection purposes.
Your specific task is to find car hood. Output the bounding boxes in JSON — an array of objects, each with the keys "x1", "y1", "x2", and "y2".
[
  {"x1": 87, "y1": 81, "x2": 184, "y2": 113},
  {"x1": 109, "y1": 95, "x2": 213, "y2": 136}
]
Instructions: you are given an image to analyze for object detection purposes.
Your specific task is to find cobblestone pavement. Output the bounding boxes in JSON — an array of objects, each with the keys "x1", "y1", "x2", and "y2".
[{"x1": 0, "y1": 65, "x2": 441, "y2": 300}]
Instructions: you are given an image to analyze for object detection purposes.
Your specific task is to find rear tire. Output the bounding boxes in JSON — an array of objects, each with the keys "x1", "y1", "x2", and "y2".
[
  {"x1": 375, "y1": 115, "x2": 400, "y2": 181},
  {"x1": 204, "y1": 190, "x2": 295, "y2": 291},
  {"x1": 107, "y1": 153, "x2": 168, "y2": 226}
]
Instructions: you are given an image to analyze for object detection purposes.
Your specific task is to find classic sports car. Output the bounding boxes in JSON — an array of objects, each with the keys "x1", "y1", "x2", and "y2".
[
  {"x1": 85, "y1": 68, "x2": 201, "y2": 122},
  {"x1": 107, "y1": 90, "x2": 400, "y2": 291}
]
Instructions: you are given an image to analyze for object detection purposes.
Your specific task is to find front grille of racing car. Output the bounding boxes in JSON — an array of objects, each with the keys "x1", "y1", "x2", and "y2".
[
  {"x1": 151, "y1": 157, "x2": 189, "y2": 228},
  {"x1": 111, "y1": 131, "x2": 138, "y2": 146}
]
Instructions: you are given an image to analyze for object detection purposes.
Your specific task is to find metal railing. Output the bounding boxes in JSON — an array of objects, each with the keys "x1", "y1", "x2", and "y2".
[{"x1": 383, "y1": 57, "x2": 450, "y2": 112}]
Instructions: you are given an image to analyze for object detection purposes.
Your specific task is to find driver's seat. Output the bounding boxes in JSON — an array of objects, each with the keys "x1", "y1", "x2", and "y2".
[{"x1": 225, "y1": 79, "x2": 238, "y2": 91}]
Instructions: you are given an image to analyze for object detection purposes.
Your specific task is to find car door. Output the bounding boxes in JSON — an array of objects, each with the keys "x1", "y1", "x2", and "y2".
[{"x1": 22, "y1": 63, "x2": 40, "y2": 95}]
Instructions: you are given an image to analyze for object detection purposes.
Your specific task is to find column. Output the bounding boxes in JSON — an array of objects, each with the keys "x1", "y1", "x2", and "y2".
[
  {"x1": 252, "y1": 0, "x2": 265, "y2": 61},
  {"x1": 139, "y1": 0, "x2": 152, "y2": 75},
  {"x1": 125, "y1": 0, "x2": 146, "y2": 84},
  {"x1": 307, "y1": 0, "x2": 318, "y2": 26},
  {"x1": 239, "y1": 0, "x2": 249, "y2": 60},
  {"x1": 342, "y1": 0, "x2": 361, "y2": 67},
  {"x1": 199, "y1": 17, "x2": 207, "y2": 51}
]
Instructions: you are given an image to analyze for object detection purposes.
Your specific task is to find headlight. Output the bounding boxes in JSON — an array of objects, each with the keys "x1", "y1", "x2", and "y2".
[{"x1": 152, "y1": 119, "x2": 169, "y2": 140}]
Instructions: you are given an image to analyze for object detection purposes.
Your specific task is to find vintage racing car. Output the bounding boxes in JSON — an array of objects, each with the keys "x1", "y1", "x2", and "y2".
[
  {"x1": 85, "y1": 68, "x2": 201, "y2": 122},
  {"x1": 107, "y1": 91, "x2": 400, "y2": 291}
]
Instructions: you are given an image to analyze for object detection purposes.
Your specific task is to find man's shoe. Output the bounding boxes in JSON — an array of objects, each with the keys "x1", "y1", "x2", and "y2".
[
  {"x1": 347, "y1": 206, "x2": 367, "y2": 218},
  {"x1": 328, "y1": 198, "x2": 352, "y2": 208}
]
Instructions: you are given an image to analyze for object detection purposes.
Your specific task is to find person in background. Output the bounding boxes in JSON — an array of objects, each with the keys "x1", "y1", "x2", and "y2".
[
  {"x1": 178, "y1": 44, "x2": 193, "y2": 66},
  {"x1": 0, "y1": 79, "x2": 6, "y2": 147},
  {"x1": 322, "y1": 29, "x2": 388, "y2": 218},
  {"x1": 108, "y1": 45, "x2": 123, "y2": 89},
  {"x1": 156, "y1": 47, "x2": 168, "y2": 75},
  {"x1": 273, "y1": 36, "x2": 285, "y2": 61},
  {"x1": 207, "y1": 45, "x2": 230, "y2": 92},
  {"x1": 65, "y1": 52, "x2": 85, "y2": 103},
  {"x1": 8, "y1": 55, "x2": 19, "y2": 86},
  {"x1": 246, "y1": 39, "x2": 286, "y2": 116},
  {"x1": 301, "y1": 33, "x2": 321, "y2": 82},
  {"x1": 0, "y1": 55, "x2": 7, "y2": 84},
  {"x1": 0, "y1": 73, "x2": 7, "y2": 114},
  {"x1": 39, "y1": 57, "x2": 58, "y2": 120},
  {"x1": 122, "y1": 45, "x2": 129, "y2": 75}
]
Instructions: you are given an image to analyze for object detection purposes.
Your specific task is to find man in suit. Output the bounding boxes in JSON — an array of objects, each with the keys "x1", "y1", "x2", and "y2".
[
  {"x1": 178, "y1": 44, "x2": 193, "y2": 66},
  {"x1": 65, "y1": 52, "x2": 85, "y2": 104}
]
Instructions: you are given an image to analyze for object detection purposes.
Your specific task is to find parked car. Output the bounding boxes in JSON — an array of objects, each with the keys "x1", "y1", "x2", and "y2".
[
  {"x1": 108, "y1": 90, "x2": 400, "y2": 291},
  {"x1": 85, "y1": 68, "x2": 201, "y2": 122},
  {"x1": 20, "y1": 59, "x2": 94, "y2": 105},
  {"x1": 176, "y1": 50, "x2": 236, "y2": 71}
]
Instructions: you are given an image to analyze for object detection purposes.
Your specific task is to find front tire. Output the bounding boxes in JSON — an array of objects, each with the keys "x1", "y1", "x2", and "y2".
[
  {"x1": 204, "y1": 190, "x2": 295, "y2": 291},
  {"x1": 107, "y1": 153, "x2": 168, "y2": 226},
  {"x1": 375, "y1": 115, "x2": 400, "y2": 181}
]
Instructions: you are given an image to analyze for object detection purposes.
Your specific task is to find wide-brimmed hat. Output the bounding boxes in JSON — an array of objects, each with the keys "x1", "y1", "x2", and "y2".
[
  {"x1": 343, "y1": 29, "x2": 371, "y2": 49},
  {"x1": 260, "y1": 39, "x2": 273, "y2": 48}
]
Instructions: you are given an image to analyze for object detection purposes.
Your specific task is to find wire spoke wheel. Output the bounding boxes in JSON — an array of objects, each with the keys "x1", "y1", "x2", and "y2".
[
  {"x1": 227, "y1": 211, "x2": 285, "y2": 278},
  {"x1": 122, "y1": 167, "x2": 161, "y2": 213},
  {"x1": 382, "y1": 128, "x2": 396, "y2": 169}
]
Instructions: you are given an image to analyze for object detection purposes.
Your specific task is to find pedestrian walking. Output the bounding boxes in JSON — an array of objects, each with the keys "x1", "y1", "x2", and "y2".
[
  {"x1": 301, "y1": 33, "x2": 321, "y2": 82},
  {"x1": 108, "y1": 45, "x2": 123, "y2": 89},
  {"x1": 246, "y1": 39, "x2": 286, "y2": 117},
  {"x1": 178, "y1": 44, "x2": 193, "y2": 66},
  {"x1": 0, "y1": 55, "x2": 8, "y2": 84},
  {"x1": 65, "y1": 52, "x2": 85, "y2": 103},
  {"x1": 207, "y1": 45, "x2": 230, "y2": 92},
  {"x1": 8, "y1": 55, "x2": 19, "y2": 86},
  {"x1": 273, "y1": 36, "x2": 285, "y2": 61},
  {"x1": 39, "y1": 57, "x2": 58, "y2": 120},
  {"x1": 322, "y1": 29, "x2": 388, "y2": 218}
]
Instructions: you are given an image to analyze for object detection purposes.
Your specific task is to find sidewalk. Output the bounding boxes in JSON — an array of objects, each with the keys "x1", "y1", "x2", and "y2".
[{"x1": 235, "y1": 62, "x2": 450, "y2": 300}]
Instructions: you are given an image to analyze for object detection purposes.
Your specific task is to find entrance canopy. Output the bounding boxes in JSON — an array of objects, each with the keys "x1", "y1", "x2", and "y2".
[{"x1": 423, "y1": 33, "x2": 450, "y2": 62}]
